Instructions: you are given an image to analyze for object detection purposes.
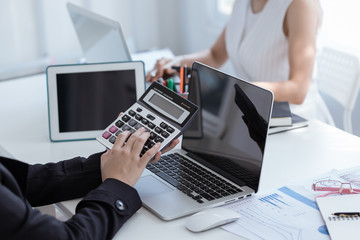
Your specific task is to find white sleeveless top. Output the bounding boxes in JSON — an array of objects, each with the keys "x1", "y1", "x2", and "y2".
[{"x1": 225, "y1": 0, "x2": 330, "y2": 122}]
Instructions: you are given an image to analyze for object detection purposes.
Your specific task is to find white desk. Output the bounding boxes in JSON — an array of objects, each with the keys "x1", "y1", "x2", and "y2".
[{"x1": 1, "y1": 74, "x2": 360, "y2": 240}]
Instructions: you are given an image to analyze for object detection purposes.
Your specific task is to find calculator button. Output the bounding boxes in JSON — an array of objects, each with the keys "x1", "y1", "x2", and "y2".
[
  {"x1": 147, "y1": 114, "x2": 155, "y2": 121},
  {"x1": 135, "y1": 114, "x2": 143, "y2": 121},
  {"x1": 115, "y1": 120, "x2": 124, "y2": 128},
  {"x1": 167, "y1": 126, "x2": 175, "y2": 133},
  {"x1": 149, "y1": 132, "x2": 157, "y2": 140},
  {"x1": 147, "y1": 142, "x2": 155, "y2": 148},
  {"x1": 109, "y1": 136, "x2": 117, "y2": 144},
  {"x1": 102, "y1": 131, "x2": 111, "y2": 139},
  {"x1": 109, "y1": 126, "x2": 118, "y2": 133},
  {"x1": 136, "y1": 107, "x2": 142, "y2": 112},
  {"x1": 122, "y1": 125, "x2": 131, "y2": 131},
  {"x1": 141, "y1": 118, "x2": 149, "y2": 125},
  {"x1": 141, "y1": 147, "x2": 148, "y2": 155},
  {"x1": 154, "y1": 136, "x2": 164, "y2": 143},
  {"x1": 115, "y1": 130, "x2": 122, "y2": 136},
  {"x1": 160, "y1": 122, "x2": 168, "y2": 129},
  {"x1": 147, "y1": 122, "x2": 155, "y2": 129},
  {"x1": 134, "y1": 123, "x2": 144, "y2": 130},
  {"x1": 161, "y1": 131, "x2": 170, "y2": 138},
  {"x1": 121, "y1": 115, "x2": 130, "y2": 122},
  {"x1": 128, "y1": 119, "x2": 137, "y2": 127},
  {"x1": 128, "y1": 110, "x2": 136, "y2": 116},
  {"x1": 154, "y1": 127, "x2": 162, "y2": 134}
]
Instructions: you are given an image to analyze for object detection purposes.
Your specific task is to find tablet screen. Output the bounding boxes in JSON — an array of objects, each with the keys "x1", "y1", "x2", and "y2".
[{"x1": 56, "y1": 69, "x2": 136, "y2": 132}]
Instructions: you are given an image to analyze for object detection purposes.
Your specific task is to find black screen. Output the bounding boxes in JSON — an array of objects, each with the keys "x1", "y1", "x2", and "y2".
[
  {"x1": 56, "y1": 70, "x2": 136, "y2": 132},
  {"x1": 182, "y1": 62, "x2": 273, "y2": 192}
]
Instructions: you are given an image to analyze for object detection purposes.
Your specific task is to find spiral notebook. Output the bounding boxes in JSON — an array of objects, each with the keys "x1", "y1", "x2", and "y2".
[{"x1": 316, "y1": 194, "x2": 360, "y2": 240}]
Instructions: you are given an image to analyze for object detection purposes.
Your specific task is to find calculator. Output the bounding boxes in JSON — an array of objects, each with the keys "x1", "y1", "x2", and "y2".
[{"x1": 97, "y1": 81, "x2": 199, "y2": 156}]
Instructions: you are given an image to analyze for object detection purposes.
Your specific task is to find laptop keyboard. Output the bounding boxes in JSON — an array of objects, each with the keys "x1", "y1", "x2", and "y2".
[{"x1": 146, "y1": 153, "x2": 243, "y2": 203}]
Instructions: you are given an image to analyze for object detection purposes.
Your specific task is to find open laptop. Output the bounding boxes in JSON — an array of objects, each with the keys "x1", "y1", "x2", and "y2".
[
  {"x1": 135, "y1": 62, "x2": 274, "y2": 220},
  {"x1": 67, "y1": 3, "x2": 132, "y2": 63}
]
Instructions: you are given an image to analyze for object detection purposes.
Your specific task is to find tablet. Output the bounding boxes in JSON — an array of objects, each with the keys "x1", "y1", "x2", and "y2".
[{"x1": 46, "y1": 61, "x2": 145, "y2": 142}]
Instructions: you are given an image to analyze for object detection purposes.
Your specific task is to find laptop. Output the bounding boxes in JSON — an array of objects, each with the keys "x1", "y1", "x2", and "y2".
[
  {"x1": 67, "y1": 3, "x2": 132, "y2": 63},
  {"x1": 135, "y1": 62, "x2": 274, "y2": 220}
]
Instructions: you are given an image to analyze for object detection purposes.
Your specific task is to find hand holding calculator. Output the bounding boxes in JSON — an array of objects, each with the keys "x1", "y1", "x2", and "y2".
[{"x1": 97, "y1": 82, "x2": 199, "y2": 157}]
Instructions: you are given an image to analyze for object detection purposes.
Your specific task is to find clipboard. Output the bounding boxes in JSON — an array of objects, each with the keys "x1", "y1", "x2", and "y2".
[{"x1": 316, "y1": 194, "x2": 360, "y2": 240}]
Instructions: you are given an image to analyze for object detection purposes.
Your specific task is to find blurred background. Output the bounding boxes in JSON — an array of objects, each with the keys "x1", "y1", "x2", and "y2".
[{"x1": 1, "y1": 0, "x2": 360, "y2": 136}]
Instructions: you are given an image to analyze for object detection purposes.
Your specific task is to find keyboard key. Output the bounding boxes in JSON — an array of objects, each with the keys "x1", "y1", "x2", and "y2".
[
  {"x1": 102, "y1": 131, "x2": 111, "y2": 139},
  {"x1": 109, "y1": 136, "x2": 117, "y2": 144},
  {"x1": 128, "y1": 119, "x2": 137, "y2": 127},
  {"x1": 154, "y1": 136, "x2": 164, "y2": 143},
  {"x1": 134, "y1": 123, "x2": 144, "y2": 130},
  {"x1": 128, "y1": 110, "x2": 136, "y2": 116},
  {"x1": 122, "y1": 125, "x2": 131, "y2": 131},
  {"x1": 147, "y1": 142, "x2": 155, "y2": 148},
  {"x1": 109, "y1": 125, "x2": 118, "y2": 133},
  {"x1": 154, "y1": 127, "x2": 162, "y2": 134},
  {"x1": 121, "y1": 115, "x2": 130, "y2": 122},
  {"x1": 160, "y1": 122, "x2": 168, "y2": 129},
  {"x1": 135, "y1": 114, "x2": 143, "y2": 121},
  {"x1": 147, "y1": 114, "x2": 155, "y2": 120},
  {"x1": 115, "y1": 120, "x2": 124, "y2": 128},
  {"x1": 141, "y1": 118, "x2": 149, "y2": 125},
  {"x1": 167, "y1": 126, "x2": 175, "y2": 133},
  {"x1": 161, "y1": 131, "x2": 170, "y2": 138},
  {"x1": 147, "y1": 122, "x2": 155, "y2": 129},
  {"x1": 149, "y1": 132, "x2": 157, "y2": 140}
]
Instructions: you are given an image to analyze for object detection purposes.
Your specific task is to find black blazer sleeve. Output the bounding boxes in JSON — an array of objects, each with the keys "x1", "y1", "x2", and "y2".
[{"x1": 0, "y1": 154, "x2": 142, "y2": 240}]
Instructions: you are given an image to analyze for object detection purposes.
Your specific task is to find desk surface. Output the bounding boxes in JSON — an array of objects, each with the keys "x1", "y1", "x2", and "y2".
[{"x1": 1, "y1": 74, "x2": 360, "y2": 240}]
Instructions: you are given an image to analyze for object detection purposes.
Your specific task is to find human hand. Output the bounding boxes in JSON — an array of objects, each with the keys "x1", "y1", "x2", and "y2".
[
  {"x1": 100, "y1": 128, "x2": 159, "y2": 186},
  {"x1": 145, "y1": 57, "x2": 178, "y2": 82},
  {"x1": 100, "y1": 127, "x2": 180, "y2": 186}
]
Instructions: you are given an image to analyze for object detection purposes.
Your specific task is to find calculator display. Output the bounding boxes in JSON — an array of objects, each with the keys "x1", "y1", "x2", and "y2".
[{"x1": 148, "y1": 93, "x2": 184, "y2": 119}]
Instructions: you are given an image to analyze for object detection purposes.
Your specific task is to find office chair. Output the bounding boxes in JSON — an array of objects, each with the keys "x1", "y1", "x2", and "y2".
[{"x1": 315, "y1": 47, "x2": 360, "y2": 133}]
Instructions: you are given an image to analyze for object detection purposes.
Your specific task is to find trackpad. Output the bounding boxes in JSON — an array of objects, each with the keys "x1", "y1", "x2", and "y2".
[{"x1": 135, "y1": 175, "x2": 173, "y2": 199}]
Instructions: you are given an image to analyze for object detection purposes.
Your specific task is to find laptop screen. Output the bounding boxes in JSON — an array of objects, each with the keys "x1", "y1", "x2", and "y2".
[
  {"x1": 67, "y1": 3, "x2": 132, "y2": 63},
  {"x1": 182, "y1": 62, "x2": 273, "y2": 192}
]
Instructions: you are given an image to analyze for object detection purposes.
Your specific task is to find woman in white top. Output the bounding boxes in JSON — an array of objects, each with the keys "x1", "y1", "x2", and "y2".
[{"x1": 146, "y1": 0, "x2": 327, "y2": 120}]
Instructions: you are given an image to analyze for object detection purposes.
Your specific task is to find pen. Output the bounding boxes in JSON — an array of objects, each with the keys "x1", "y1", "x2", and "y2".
[
  {"x1": 150, "y1": 56, "x2": 184, "y2": 77},
  {"x1": 332, "y1": 212, "x2": 360, "y2": 217},
  {"x1": 180, "y1": 67, "x2": 184, "y2": 93}
]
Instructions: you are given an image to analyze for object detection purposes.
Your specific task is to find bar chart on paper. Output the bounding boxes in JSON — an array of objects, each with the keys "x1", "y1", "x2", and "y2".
[{"x1": 222, "y1": 186, "x2": 330, "y2": 240}]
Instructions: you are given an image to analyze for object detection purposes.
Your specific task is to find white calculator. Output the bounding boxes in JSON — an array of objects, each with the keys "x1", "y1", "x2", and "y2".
[{"x1": 97, "y1": 82, "x2": 199, "y2": 155}]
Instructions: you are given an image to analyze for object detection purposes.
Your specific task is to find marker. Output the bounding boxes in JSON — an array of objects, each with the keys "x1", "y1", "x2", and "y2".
[
  {"x1": 167, "y1": 78, "x2": 174, "y2": 91},
  {"x1": 150, "y1": 56, "x2": 184, "y2": 77}
]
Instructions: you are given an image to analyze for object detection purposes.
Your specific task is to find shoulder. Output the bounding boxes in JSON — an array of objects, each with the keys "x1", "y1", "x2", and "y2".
[
  {"x1": 287, "y1": 0, "x2": 321, "y2": 19},
  {"x1": 285, "y1": 0, "x2": 321, "y2": 31}
]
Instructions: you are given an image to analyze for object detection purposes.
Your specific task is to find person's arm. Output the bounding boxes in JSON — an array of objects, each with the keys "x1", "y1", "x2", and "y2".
[
  {"x1": 26, "y1": 153, "x2": 103, "y2": 206},
  {"x1": 0, "y1": 175, "x2": 142, "y2": 240},
  {"x1": 255, "y1": 0, "x2": 320, "y2": 104},
  {"x1": 146, "y1": 28, "x2": 229, "y2": 82},
  {"x1": 0, "y1": 128, "x2": 179, "y2": 240}
]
